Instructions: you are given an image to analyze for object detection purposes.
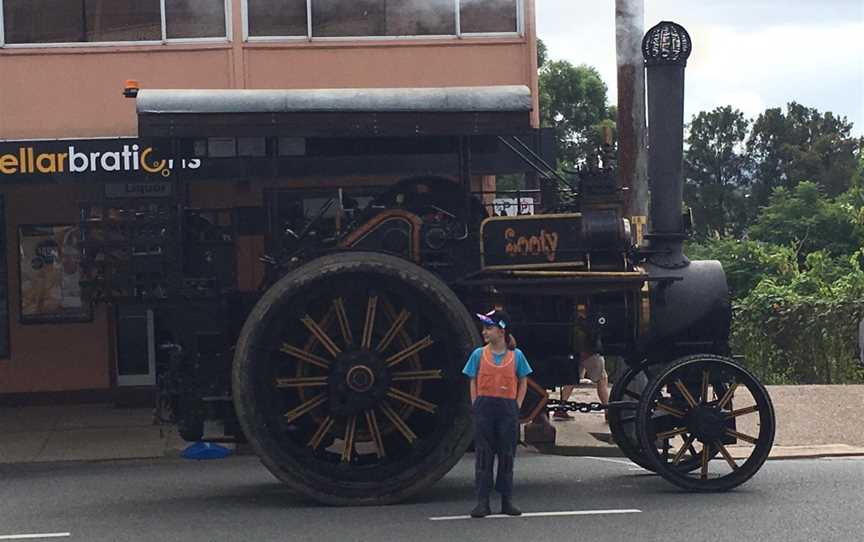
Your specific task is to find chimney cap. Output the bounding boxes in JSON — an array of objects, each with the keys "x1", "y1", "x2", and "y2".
[{"x1": 642, "y1": 21, "x2": 692, "y2": 67}]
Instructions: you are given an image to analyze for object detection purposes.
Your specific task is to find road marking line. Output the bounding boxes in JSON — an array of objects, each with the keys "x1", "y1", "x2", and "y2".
[
  {"x1": 430, "y1": 509, "x2": 642, "y2": 521},
  {"x1": 0, "y1": 534, "x2": 71, "y2": 540},
  {"x1": 582, "y1": 456, "x2": 636, "y2": 467}
]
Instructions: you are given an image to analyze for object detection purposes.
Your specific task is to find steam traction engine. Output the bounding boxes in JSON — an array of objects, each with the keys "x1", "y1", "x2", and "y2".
[{"x1": 80, "y1": 22, "x2": 774, "y2": 504}]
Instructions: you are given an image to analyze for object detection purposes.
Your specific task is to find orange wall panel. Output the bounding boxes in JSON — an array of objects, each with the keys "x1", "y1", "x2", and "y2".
[
  {"x1": 0, "y1": 184, "x2": 112, "y2": 393},
  {"x1": 243, "y1": 41, "x2": 531, "y2": 90},
  {"x1": 0, "y1": 47, "x2": 234, "y2": 140}
]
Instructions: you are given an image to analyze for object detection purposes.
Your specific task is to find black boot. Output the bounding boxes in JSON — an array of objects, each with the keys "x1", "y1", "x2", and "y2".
[
  {"x1": 470, "y1": 497, "x2": 491, "y2": 518},
  {"x1": 501, "y1": 496, "x2": 522, "y2": 516}
]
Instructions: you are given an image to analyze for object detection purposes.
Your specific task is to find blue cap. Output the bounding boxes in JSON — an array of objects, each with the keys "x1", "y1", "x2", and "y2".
[{"x1": 476, "y1": 309, "x2": 509, "y2": 330}]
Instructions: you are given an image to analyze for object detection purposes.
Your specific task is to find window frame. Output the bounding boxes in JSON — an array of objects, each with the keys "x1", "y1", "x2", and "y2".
[
  {"x1": 0, "y1": 0, "x2": 232, "y2": 48},
  {"x1": 242, "y1": 0, "x2": 524, "y2": 43}
]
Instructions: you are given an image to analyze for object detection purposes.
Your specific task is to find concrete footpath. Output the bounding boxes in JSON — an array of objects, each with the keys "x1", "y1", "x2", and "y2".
[
  {"x1": 539, "y1": 384, "x2": 864, "y2": 460},
  {"x1": 0, "y1": 385, "x2": 862, "y2": 464}
]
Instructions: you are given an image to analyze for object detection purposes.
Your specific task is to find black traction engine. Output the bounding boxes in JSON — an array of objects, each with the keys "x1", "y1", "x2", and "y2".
[{"x1": 78, "y1": 21, "x2": 775, "y2": 505}]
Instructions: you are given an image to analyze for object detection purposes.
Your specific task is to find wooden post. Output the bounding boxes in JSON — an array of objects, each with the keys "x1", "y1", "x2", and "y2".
[{"x1": 615, "y1": 0, "x2": 649, "y2": 241}]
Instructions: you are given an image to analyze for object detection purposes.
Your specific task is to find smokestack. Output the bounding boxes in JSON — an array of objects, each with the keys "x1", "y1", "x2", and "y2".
[{"x1": 642, "y1": 21, "x2": 691, "y2": 268}]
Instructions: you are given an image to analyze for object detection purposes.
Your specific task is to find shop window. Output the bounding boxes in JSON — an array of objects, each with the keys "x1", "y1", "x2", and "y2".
[
  {"x1": 312, "y1": 0, "x2": 456, "y2": 38},
  {"x1": 312, "y1": 0, "x2": 385, "y2": 38},
  {"x1": 165, "y1": 0, "x2": 226, "y2": 39},
  {"x1": 247, "y1": 0, "x2": 307, "y2": 37},
  {"x1": 2, "y1": 0, "x2": 227, "y2": 45},
  {"x1": 3, "y1": 0, "x2": 161, "y2": 43},
  {"x1": 459, "y1": 0, "x2": 517, "y2": 34},
  {"x1": 384, "y1": 0, "x2": 455, "y2": 36},
  {"x1": 248, "y1": 0, "x2": 515, "y2": 40}
]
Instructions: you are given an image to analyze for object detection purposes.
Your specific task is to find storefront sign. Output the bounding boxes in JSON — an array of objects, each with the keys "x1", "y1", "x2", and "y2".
[
  {"x1": 19, "y1": 224, "x2": 91, "y2": 323},
  {"x1": 0, "y1": 139, "x2": 200, "y2": 183},
  {"x1": 105, "y1": 181, "x2": 173, "y2": 198}
]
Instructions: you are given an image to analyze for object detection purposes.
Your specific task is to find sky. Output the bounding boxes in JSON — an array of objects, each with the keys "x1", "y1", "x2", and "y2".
[{"x1": 536, "y1": 0, "x2": 864, "y2": 136}]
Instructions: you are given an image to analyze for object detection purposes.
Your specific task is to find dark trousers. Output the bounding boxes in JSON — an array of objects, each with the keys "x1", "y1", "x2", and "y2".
[{"x1": 473, "y1": 396, "x2": 519, "y2": 498}]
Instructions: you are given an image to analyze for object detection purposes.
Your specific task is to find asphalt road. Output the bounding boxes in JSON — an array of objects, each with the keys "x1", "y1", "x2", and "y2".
[{"x1": 0, "y1": 452, "x2": 861, "y2": 542}]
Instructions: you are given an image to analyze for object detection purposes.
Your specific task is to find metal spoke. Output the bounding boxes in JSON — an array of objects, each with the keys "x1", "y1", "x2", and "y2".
[
  {"x1": 387, "y1": 387, "x2": 437, "y2": 413},
  {"x1": 718, "y1": 382, "x2": 739, "y2": 409},
  {"x1": 656, "y1": 402, "x2": 686, "y2": 417},
  {"x1": 386, "y1": 335, "x2": 434, "y2": 367},
  {"x1": 365, "y1": 409, "x2": 386, "y2": 459},
  {"x1": 376, "y1": 309, "x2": 410, "y2": 353},
  {"x1": 726, "y1": 405, "x2": 760, "y2": 418},
  {"x1": 672, "y1": 434, "x2": 697, "y2": 466},
  {"x1": 688, "y1": 442, "x2": 699, "y2": 457},
  {"x1": 302, "y1": 315, "x2": 342, "y2": 357},
  {"x1": 341, "y1": 415, "x2": 357, "y2": 463},
  {"x1": 303, "y1": 308, "x2": 335, "y2": 352},
  {"x1": 307, "y1": 416, "x2": 335, "y2": 449},
  {"x1": 700, "y1": 368, "x2": 710, "y2": 404},
  {"x1": 284, "y1": 393, "x2": 328, "y2": 423},
  {"x1": 380, "y1": 402, "x2": 417, "y2": 444},
  {"x1": 700, "y1": 443, "x2": 710, "y2": 480},
  {"x1": 276, "y1": 376, "x2": 329, "y2": 388},
  {"x1": 717, "y1": 442, "x2": 739, "y2": 470},
  {"x1": 333, "y1": 298, "x2": 354, "y2": 347},
  {"x1": 656, "y1": 426, "x2": 689, "y2": 440},
  {"x1": 725, "y1": 428, "x2": 759, "y2": 445},
  {"x1": 280, "y1": 343, "x2": 331, "y2": 369},
  {"x1": 362, "y1": 295, "x2": 378, "y2": 349},
  {"x1": 674, "y1": 380, "x2": 698, "y2": 408},
  {"x1": 391, "y1": 370, "x2": 443, "y2": 382}
]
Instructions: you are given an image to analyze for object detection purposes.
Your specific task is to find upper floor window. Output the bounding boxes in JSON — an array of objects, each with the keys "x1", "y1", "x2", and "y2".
[
  {"x1": 246, "y1": 0, "x2": 520, "y2": 40},
  {"x1": 459, "y1": 0, "x2": 518, "y2": 34},
  {"x1": 1, "y1": 0, "x2": 228, "y2": 46}
]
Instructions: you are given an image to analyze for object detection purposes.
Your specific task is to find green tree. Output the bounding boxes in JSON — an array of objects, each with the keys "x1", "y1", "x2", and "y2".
[
  {"x1": 538, "y1": 61, "x2": 613, "y2": 168},
  {"x1": 683, "y1": 106, "x2": 752, "y2": 236},
  {"x1": 537, "y1": 38, "x2": 548, "y2": 69},
  {"x1": 686, "y1": 237, "x2": 797, "y2": 299},
  {"x1": 747, "y1": 102, "x2": 859, "y2": 209},
  {"x1": 748, "y1": 181, "x2": 863, "y2": 258},
  {"x1": 733, "y1": 250, "x2": 864, "y2": 384}
]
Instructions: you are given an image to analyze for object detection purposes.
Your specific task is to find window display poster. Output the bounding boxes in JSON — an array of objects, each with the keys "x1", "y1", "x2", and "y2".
[{"x1": 19, "y1": 225, "x2": 90, "y2": 323}]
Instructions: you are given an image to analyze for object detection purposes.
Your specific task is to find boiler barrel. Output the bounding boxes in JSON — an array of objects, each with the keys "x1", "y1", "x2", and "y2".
[{"x1": 642, "y1": 260, "x2": 731, "y2": 356}]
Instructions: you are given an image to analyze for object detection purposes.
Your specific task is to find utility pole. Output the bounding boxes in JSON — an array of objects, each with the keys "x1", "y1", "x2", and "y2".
[{"x1": 615, "y1": 0, "x2": 649, "y2": 244}]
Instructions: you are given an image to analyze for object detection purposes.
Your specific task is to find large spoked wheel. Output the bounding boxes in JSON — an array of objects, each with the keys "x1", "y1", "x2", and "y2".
[
  {"x1": 607, "y1": 363, "x2": 654, "y2": 471},
  {"x1": 636, "y1": 354, "x2": 775, "y2": 492},
  {"x1": 233, "y1": 251, "x2": 481, "y2": 505}
]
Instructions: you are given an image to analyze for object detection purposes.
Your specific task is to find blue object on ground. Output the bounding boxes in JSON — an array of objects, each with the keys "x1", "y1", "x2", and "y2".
[{"x1": 181, "y1": 442, "x2": 233, "y2": 460}]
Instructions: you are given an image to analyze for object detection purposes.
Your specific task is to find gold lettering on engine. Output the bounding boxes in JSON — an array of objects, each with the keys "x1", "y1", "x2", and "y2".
[{"x1": 504, "y1": 227, "x2": 559, "y2": 262}]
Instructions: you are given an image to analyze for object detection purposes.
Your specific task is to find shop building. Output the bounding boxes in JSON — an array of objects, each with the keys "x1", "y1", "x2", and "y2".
[{"x1": 0, "y1": 0, "x2": 540, "y2": 400}]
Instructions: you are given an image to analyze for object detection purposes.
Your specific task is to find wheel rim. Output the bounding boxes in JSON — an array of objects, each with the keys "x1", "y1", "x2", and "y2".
[
  {"x1": 636, "y1": 355, "x2": 775, "y2": 491},
  {"x1": 607, "y1": 363, "x2": 654, "y2": 471},
  {"x1": 237, "y1": 257, "x2": 476, "y2": 497}
]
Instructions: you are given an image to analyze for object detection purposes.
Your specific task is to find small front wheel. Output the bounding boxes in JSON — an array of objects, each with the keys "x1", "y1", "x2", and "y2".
[{"x1": 635, "y1": 354, "x2": 775, "y2": 491}]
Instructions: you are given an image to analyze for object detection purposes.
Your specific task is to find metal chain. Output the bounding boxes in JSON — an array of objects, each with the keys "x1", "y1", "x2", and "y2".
[{"x1": 545, "y1": 399, "x2": 607, "y2": 413}]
